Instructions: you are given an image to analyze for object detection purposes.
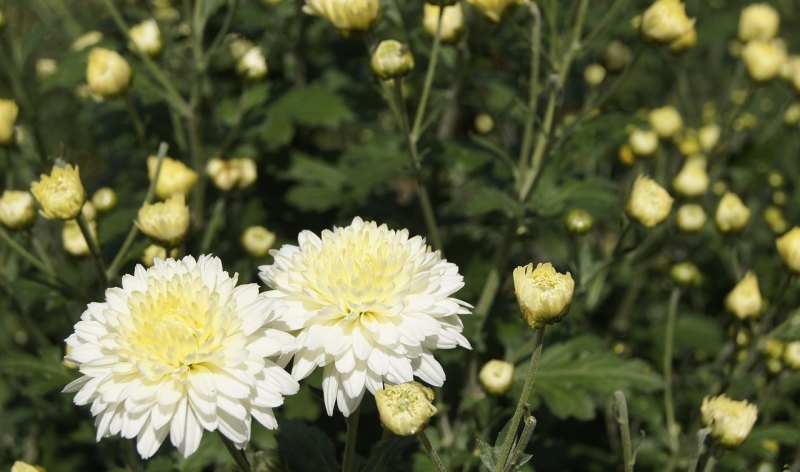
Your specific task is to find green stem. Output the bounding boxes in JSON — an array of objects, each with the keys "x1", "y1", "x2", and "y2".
[
  {"x1": 664, "y1": 288, "x2": 680, "y2": 456},
  {"x1": 614, "y1": 391, "x2": 635, "y2": 472},
  {"x1": 473, "y1": 223, "x2": 516, "y2": 341},
  {"x1": 517, "y1": 4, "x2": 542, "y2": 176},
  {"x1": 417, "y1": 430, "x2": 447, "y2": 472},
  {"x1": 77, "y1": 214, "x2": 107, "y2": 283},
  {"x1": 200, "y1": 199, "x2": 225, "y2": 253},
  {"x1": 218, "y1": 431, "x2": 251, "y2": 472},
  {"x1": 0, "y1": 226, "x2": 55, "y2": 277},
  {"x1": 342, "y1": 406, "x2": 361, "y2": 472},
  {"x1": 204, "y1": 0, "x2": 241, "y2": 62},
  {"x1": 125, "y1": 95, "x2": 148, "y2": 150},
  {"x1": 494, "y1": 328, "x2": 546, "y2": 472},
  {"x1": 702, "y1": 444, "x2": 718, "y2": 472},
  {"x1": 410, "y1": 5, "x2": 443, "y2": 142},
  {"x1": 688, "y1": 427, "x2": 712, "y2": 472},
  {"x1": 506, "y1": 415, "x2": 537, "y2": 470},
  {"x1": 0, "y1": 37, "x2": 46, "y2": 161}
]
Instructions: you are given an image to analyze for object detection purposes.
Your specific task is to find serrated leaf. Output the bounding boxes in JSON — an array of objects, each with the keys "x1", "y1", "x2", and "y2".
[
  {"x1": 277, "y1": 420, "x2": 338, "y2": 472},
  {"x1": 476, "y1": 438, "x2": 499, "y2": 470},
  {"x1": 464, "y1": 186, "x2": 523, "y2": 218}
]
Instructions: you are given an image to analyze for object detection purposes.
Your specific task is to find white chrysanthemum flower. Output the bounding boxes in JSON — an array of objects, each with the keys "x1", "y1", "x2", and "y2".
[
  {"x1": 259, "y1": 217, "x2": 471, "y2": 416},
  {"x1": 63, "y1": 255, "x2": 299, "y2": 459}
]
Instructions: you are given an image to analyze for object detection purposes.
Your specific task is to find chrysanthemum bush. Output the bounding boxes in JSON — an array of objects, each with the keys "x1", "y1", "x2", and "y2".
[{"x1": 2, "y1": 0, "x2": 800, "y2": 471}]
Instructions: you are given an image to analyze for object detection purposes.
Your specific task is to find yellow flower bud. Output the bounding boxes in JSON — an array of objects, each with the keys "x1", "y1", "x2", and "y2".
[
  {"x1": 423, "y1": 4, "x2": 464, "y2": 43},
  {"x1": 649, "y1": 106, "x2": 683, "y2": 138},
  {"x1": 81, "y1": 201, "x2": 97, "y2": 222},
  {"x1": 62, "y1": 219, "x2": 97, "y2": 257},
  {"x1": 671, "y1": 261, "x2": 703, "y2": 287},
  {"x1": 467, "y1": 0, "x2": 527, "y2": 22},
  {"x1": 672, "y1": 157, "x2": 708, "y2": 197},
  {"x1": 36, "y1": 58, "x2": 58, "y2": 79},
  {"x1": 738, "y1": 3, "x2": 779, "y2": 42},
  {"x1": 669, "y1": 27, "x2": 696, "y2": 53},
  {"x1": 11, "y1": 461, "x2": 46, "y2": 472},
  {"x1": 136, "y1": 194, "x2": 190, "y2": 247},
  {"x1": 768, "y1": 171, "x2": 784, "y2": 188},
  {"x1": 0, "y1": 190, "x2": 37, "y2": 231},
  {"x1": 761, "y1": 339, "x2": 784, "y2": 360},
  {"x1": 584, "y1": 64, "x2": 606, "y2": 86},
  {"x1": 565, "y1": 208, "x2": 594, "y2": 235},
  {"x1": 715, "y1": 192, "x2": 750, "y2": 233},
  {"x1": 641, "y1": 0, "x2": 696, "y2": 45},
  {"x1": 206, "y1": 157, "x2": 237, "y2": 191},
  {"x1": 677, "y1": 134, "x2": 701, "y2": 157},
  {"x1": 478, "y1": 359, "x2": 514, "y2": 395},
  {"x1": 782, "y1": 56, "x2": 800, "y2": 93},
  {"x1": 303, "y1": 0, "x2": 381, "y2": 33},
  {"x1": 676, "y1": 203, "x2": 707, "y2": 233},
  {"x1": 0, "y1": 9, "x2": 5, "y2": 30},
  {"x1": 776, "y1": 226, "x2": 800, "y2": 273},
  {"x1": 626, "y1": 175, "x2": 673, "y2": 228},
  {"x1": 30, "y1": 164, "x2": 86, "y2": 220},
  {"x1": 513, "y1": 263, "x2": 574, "y2": 329},
  {"x1": 783, "y1": 341, "x2": 800, "y2": 370},
  {"x1": 701, "y1": 394, "x2": 758, "y2": 447},
  {"x1": 376, "y1": 381, "x2": 437, "y2": 436},
  {"x1": 474, "y1": 113, "x2": 494, "y2": 134},
  {"x1": 604, "y1": 40, "x2": 633, "y2": 72},
  {"x1": 141, "y1": 243, "x2": 177, "y2": 267},
  {"x1": 371, "y1": 40, "x2": 415, "y2": 80},
  {"x1": 71, "y1": 31, "x2": 103, "y2": 51},
  {"x1": 153, "y1": 0, "x2": 180, "y2": 21},
  {"x1": 618, "y1": 144, "x2": 636, "y2": 166},
  {"x1": 763, "y1": 205, "x2": 788, "y2": 234},
  {"x1": 232, "y1": 158, "x2": 258, "y2": 188},
  {"x1": 741, "y1": 40, "x2": 787, "y2": 82},
  {"x1": 86, "y1": 48, "x2": 133, "y2": 99},
  {"x1": 147, "y1": 156, "x2": 198, "y2": 199},
  {"x1": 237, "y1": 47, "x2": 268, "y2": 81},
  {"x1": 725, "y1": 271, "x2": 763, "y2": 320},
  {"x1": 129, "y1": 19, "x2": 163, "y2": 57},
  {"x1": 698, "y1": 123, "x2": 721, "y2": 152},
  {"x1": 784, "y1": 103, "x2": 800, "y2": 125},
  {"x1": 628, "y1": 128, "x2": 659, "y2": 156},
  {"x1": 91, "y1": 187, "x2": 118, "y2": 213},
  {"x1": 0, "y1": 98, "x2": 19, "y2": 146},
  {"x1": 242, "y1": 225, "x2": 276, "y2": 257},
  {"x1": 229, "y1": 37, "x2": 254, "y2": 61}
]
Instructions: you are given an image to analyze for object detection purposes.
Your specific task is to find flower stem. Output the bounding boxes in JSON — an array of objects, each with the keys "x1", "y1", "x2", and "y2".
[
  {"x1": 76, "y1": 214, "x2": 107, "y2": 283},
  {"x1": 218, "y1": 431, "x2": 251, "y2": 472},
  {"x1": 664, "y1": 288, "x2": 680, "y2": 456},
  {"x1": 494, "y1": 327, "x2": 546, "y2": 472},
  {"x1": 517, "y1": 3, "x2": 542, "y2": 176},
  {"x1": 688, "y1": 427, "x2": 712, "y2": 472},
  {"x1": 200, "y1": 198, "x2": 225, "y2": 253},
  {"x1": 410, "y1": 5, "x2": 443, "y2": 142},
  {"x1": 0, "y1": 227, "x2": 55, "y2": 277},
  {"x1": 342, "y1": 406, "x2": 361, "y2": 472},
  {"x1": 507, "y1": 415, "x2": 537, "y2": 469},
  {"x1": 417, "y1": 430, "x2": 446, "y2": 472},
  {"x1": 614, "y1": 390, "x2": 635, "y2": 472},
  {"x1": 125, "y1": 94, "x2": 148, "y2": 150}
]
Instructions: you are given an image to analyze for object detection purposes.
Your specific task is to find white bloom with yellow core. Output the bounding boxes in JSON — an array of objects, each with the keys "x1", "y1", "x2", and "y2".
[
  {"x1": 783, "y1": 341, "x2": 800, "y2": 370},
  {"x1": 141, "y1": 244, "x2": 177, "y2": 267},
  {"x1": 673, "y1": 157, "x2": 709, "y2": 197},
  {"x1": 92, "y1": 187, "x2": 118, "y2": 213},
  {"x1": 467, "y1": 0, "x2": 527, "y2": 22},
  {"x1": 147, "y1": 156, "x2": 198, "y2": 200},
  {"x1": 699, "y1": 123, "x2": 721, "y2": 152},
  {"x1": 641, "y1": 0, "x2": 695, "y2": 45},
  {"x1": 725, "y1": 271, "x2": 763, "y2": 320},
  {"x1": 0, "y1": 98, "x2": 19, "y2": 146},
  {"x1": 512, "y1": 263, "x2": 574, "y2": 329},
  {"x1": 242, "y1": 226, "x2": 276, "y2": 257},
  {"x1": 739, "y1": 4, "x2": 779, "y2": 42},
  {"x1": 423, "y1": 3, "x2": 464, "y2": 43},
  {"x1": 478, "y1": 359, "x2": 514, "y2": 395},
  {"x1": 237, "y1": 47, "x2": 268, "y2": 81},
  {"x1": 11, "y1": 461, "x2": 45, "y2": 472},
  {"x1": 649, "y1": 106, "x2": 683, "y2": 138},
  {"x1": 776, "y1": 226, "x2": 800, "y2": 273},
  {"x1": 371, "y1": 40, "x2": 415, "y2": 80},
  {"x1": 629, "y1": 128, "x2": 659, "y2": 156},
  {"x1": 715, "y1": 192, "x2": 750, "y2": 233},
  {"x1": 376, "y1": 381, "x2": 437, "y2": 436},
  {"x1": 741, "y1": 40, "x2": 787, "y2": 82},
  {"x1": 0, "y1": 190, "x2": 36, "y2": 231},
  {"x1": 676, "y1": 203, "x2": 707, "y2": 232},
  {"x1": 136, "y1": 194, "x2": 190, "y2": 247},
  {"x1": 72, "y1": 31, "x2": 103, "y2": 51},
  {"x1": 31, "y1": 164, "x2": 86, "y2": 220},
  {"x1": 626, "y1": 175, "x2": 673, "y2": 228},
  {"x1": 63, "y1": 255, "x2": 299, "y2": 458},
  {"x1": 701, "y1": 394, "x2": 758, "y2": 447},
  {"x1": 584, "y1": 64, "x2": 606, "y2": 86},
  {"x1": 129, "y1": 19, "x2": 163, "y2": 57},
  {"x1": 258, "y1": 217, "x2": 471, "y2": 416},
  {"x1": 62, "y1": 219, "x2": 97, "y2": 257},
  {"x1": 87, "y1": 48, "x2": 133, "y2": 99},
  {"x1": 303, "y1": 0, "x2": 382, "y2": 33}
]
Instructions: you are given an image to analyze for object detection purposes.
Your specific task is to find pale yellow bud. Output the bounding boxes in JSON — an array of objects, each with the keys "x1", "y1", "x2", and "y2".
[
  {"x1": 672, "y1": 157, "x2": 708, "y2": 197},
  {"x1": 626, "y1": 175, "x2": 673, "y2": 228},
  {"x1": 62, "y1": 219, "x2": 97, "y2": 257},
  {"x1": 86, "y1": 48, "x2": 133, "y2": 98},
  {"x1": 475, "y1": 113, "x2": 494, "y2": 134},
  {"x1": 584, "y1": 64, "x2": 606, "y2": 86},
  {"x1": 423, "y1": 4, "x2": 464, "y2": 43},
  {"x1": 712, "y1": 181, "x2": 727, "y2": 197},
  {"x1": 141, "y1": 243, "x2": 177, "y2": 267},
  {"x1": 784, "y1": 103, "x2": 800, "y2": 126},
  {"x1": 478, "y1": 359, "x2": 514, "y2": 395},
  {"x1": 229, "y1": 37, "x2": 255, "y2": 61},
  {"x1": 62, "y1": 343, "x2": 77, "y2": 369},
  {"x1": 11, "y1": 461, "x2": 46, "y2": 472},
  {"x1": 237, "y1": 47, "x2": 268, "y2": 81},
  {"x1": 629, "y1": 128, "x2": 659, "y2": 156},
  {"x1": 761, "y1": 339, "x2": 784, "y2": 360},
  {"x1": 81, "y1": 201, "x2": 97, "y2": 222},
  {"x1": 35, "y1": 58, "x2": 58, "y2": 79},
  {"x1": 715, "y1": 192, "x2": 750, "y2": 233},
  {"x1": 206, "y1": 157, "x2": 236, "y2": 191},
  {"x1": 671, "y1": 261, "x2": 703, "y2": 287},
  {"x1": 776, "y1": 227, "x2": 800, "y2": 273},
  {"x1": 669, "y1": 27, "x2": 696, "y2": 52},
  {"x1": 741, "y1": 40, "x2": 787, "y2": 82},
  {"x1": 371, "y1": 40, "x2": 415, "y2": 80},
  {"x1": 725, "y1": 272, "x2": 763, "y2": 320},
  {"x1": 71, "y1": 31, "x2": 103, "y2": 51},
  {"x1": 641, "y1": 0, "x2": 696, "y2": 45},
  {"x1": 649, "y1": 106, "x2": 682, "y2": 138},
  {"x1": 129, "y1": 19, "x2": 163, "y2": 57},
  {"x1": 763, "y1": 205, "x2": 788, "y2": 234},
  {"x1": 467, "y1": 0, "x2": 527, "y2": 22},
  {"x1": 783, "y1": 341, "x2": 800, "y2": 370},
  {"x1": 0, "y1": 98, "x2": 19, "y2": 146},
  {"x1": 677, "y1": 134, "x2": 701, "y2": 157},
  {"x1": 153, "y1": 0, "x2": 180, "y2": 21},
  {"x1": 565, "y1": 208, "x2": 593, "y2": 235},
  {"x1": 618, "y1": 144, "x2": 636, "y2": 166},
  {"x1": 30, "y1": 164, "x2": 86, "y2": 220},
  {"x1": 0, "y1": 190, "x2": 36, "y2": 231},
  {"x1": 136, "y1": 194, "x2": 190, "y2": 247},
  {"x1": 303, "y1": 0, "x2": 381, "y2": 32},
  {"x1": 147, "y1": 156, "x2": 198, "y2": 199},
  {"x1": 513, "y1": 263, "x2": 574, "y2": 329},
  {"x1": 91, "y1": 187, "x2": 118, "y2": 212},
  {"x1": 781, "y1": 56, "x2": 800, "y2": 93},
  {"x1": 604, "y1": 40, "x2": 633, "y2": 72},
  {"x1": 738, "y1": 4, "x2": 779, "y2": 42},
  {"x1": 232, "y1": 158, "x2": 258, "y2": 188},
  {"x1": 698, "y1": 123, "x2": 721, "y2": 152},
  {"x1": 701, "y1": 395, "x2": 758, "y2": 447},
  {"x1": 241, "y1": 225, "x2": 276, "y2": 257},
  {"x1": 676, "y1": 204, "x2": 707, "y2": 233},
  {"x1": 767, "y1": 171, "x2": 784, "y2": 188},
  {"x1": 376, "y1": 382, "x2": 437, "y2": 436}
]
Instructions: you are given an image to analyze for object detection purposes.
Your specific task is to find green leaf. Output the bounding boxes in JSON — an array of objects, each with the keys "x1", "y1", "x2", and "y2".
[
  {"x1": 476, "y1": 438, "x2": 499, "y2": 471},
  {"x1": 362, "y1": 435, "x2": 417, "y2": 472},
  {"x1": 277, "y1": 420, "x2": 339, "y2": 472},
  {"x1": 747, "y1": 423, "x2": 800, "y2": 445},
  {"x1": 463, "y1": 186, "x2": 523, "y2": 218}
]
